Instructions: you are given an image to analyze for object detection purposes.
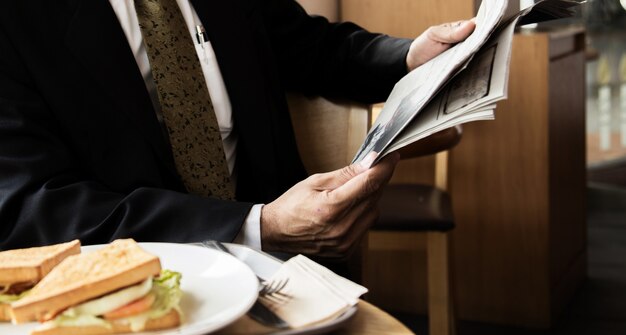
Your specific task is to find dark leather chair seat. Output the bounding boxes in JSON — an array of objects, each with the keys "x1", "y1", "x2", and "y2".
[{"x1": 374, "y1": 184, "x2": 454, "y2": 232}]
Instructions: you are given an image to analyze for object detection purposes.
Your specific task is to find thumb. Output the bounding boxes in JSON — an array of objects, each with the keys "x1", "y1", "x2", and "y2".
[
  {"x1": 428, "y1": 19, "x2": 476, "y2": 44},
  {"x1": 309, "y1": 152, "x2": 378, "y2": 190}
]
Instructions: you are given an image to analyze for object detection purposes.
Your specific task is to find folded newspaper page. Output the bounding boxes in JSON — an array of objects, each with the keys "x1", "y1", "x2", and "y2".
[{"x1": 352, "y1": 0, "x2": 584, "y2": 166}]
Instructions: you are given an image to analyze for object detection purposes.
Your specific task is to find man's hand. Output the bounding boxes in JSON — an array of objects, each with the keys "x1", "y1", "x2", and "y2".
[
  {"x1": 260, "y1": 152, "x2": 400, "y2": 258},
  {"x1": 406, "y1": 19, "x2": 476, "y2": 71}
]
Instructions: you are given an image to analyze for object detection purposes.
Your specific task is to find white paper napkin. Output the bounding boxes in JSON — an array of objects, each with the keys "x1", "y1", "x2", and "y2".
[{"x1": 258, "y1": 255, "x2": 368, "y2": 329}]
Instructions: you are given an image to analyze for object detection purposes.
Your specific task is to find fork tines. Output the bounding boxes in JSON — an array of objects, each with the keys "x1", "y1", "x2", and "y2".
[{"x1": 259, "y1": 278, "x2": 291, "y2": 303}]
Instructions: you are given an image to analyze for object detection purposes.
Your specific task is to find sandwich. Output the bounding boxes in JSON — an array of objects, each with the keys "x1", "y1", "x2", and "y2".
[
  {"x1": 0, "y1": 240, "x2": 81, "y2": 322},
  {"x1": 10, "y1": 239, "x2": 183, "y2": 335}
]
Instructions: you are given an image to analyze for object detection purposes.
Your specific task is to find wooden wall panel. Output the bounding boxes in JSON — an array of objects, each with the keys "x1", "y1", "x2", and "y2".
[
  {"x1": 340, "y1": 0, "x2": 476, "y2": 38},
  {"x1": 448, "y1": 30, "x2": 587, "y2": 327},
  {"x1": 450, "y1": 34, "x2": 553, "y2": 326},
  {"x1": 297, "y1": 0, "x2": 339, "y2": 21}
]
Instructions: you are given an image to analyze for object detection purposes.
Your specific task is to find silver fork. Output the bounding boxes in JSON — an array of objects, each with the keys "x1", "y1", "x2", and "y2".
[
  {"x1": 201, "y1": 240, "x2": 290, "y2": 298},
  {"x1": 200, "y1": 240, "x2": 290, "y2": 329},
  {"x1": 258, "y1": 278, "x2": 289, "y2": 297}
]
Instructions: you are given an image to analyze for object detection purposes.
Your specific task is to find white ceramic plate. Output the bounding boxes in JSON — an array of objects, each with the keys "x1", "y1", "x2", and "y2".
[{"x1": 0, "y1": 242, "x2": 259, "y2": 335}]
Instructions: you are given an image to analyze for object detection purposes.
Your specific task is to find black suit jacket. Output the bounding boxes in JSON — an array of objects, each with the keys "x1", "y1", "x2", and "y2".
[{"x1": 0, "y1": 0, "x2": 411, "y2": 249}]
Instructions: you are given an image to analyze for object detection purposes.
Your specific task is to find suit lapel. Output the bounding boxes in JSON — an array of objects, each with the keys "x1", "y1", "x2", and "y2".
[
  {"x1": 64, "y1": 0, "x2": 178, "y2": 176},
  {"x1": 65, "y1": 0, "x2": 281, "y2": 196},
  {"x1": 191, "y1": 0, "x2": 278, "y2": 182}
]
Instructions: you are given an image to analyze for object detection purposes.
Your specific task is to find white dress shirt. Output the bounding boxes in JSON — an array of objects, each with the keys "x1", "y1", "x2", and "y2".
[{"x1": 109, "y1": 0, "x2": 262, "y2": 249}]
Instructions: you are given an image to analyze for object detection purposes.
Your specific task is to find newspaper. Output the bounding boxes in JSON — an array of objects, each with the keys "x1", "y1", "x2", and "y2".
[{"x1": 352, "y1": 0, "x2": 584, "y2": 166}]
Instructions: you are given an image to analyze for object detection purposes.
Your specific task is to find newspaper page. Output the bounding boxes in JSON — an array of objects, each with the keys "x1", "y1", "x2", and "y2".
[
  {"x1": 385, "y1": 17, "x2": 517, "y2": 153},
  {"x1": 351, "y1": 0, "x2": 584, "y2": 166},
  {"x1": 351, "y1": 0, "x2": 507, "y2": 165}
]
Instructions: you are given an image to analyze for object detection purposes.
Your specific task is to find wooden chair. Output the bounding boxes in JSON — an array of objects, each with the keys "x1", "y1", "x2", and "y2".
[
  {"x1": 372, "y1": 129, "x2": 459, "y2": 335},
  {"x1": 287, "y1": 93, "x2": 460, "y2": 335}
]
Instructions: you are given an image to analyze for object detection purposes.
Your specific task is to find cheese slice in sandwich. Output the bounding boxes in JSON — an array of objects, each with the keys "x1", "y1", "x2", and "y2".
[
  {"x1": 10, "y1": 239, "x2": 183, "y2": 335},
  {"x1": 0, "y1": 240, "x2": 81, "y2": 322}
]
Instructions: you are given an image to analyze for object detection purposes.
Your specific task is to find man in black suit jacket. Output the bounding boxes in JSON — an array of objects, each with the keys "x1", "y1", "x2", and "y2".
[{"x1": 0, "y1": 0, "x2": 474, "y2": 254}]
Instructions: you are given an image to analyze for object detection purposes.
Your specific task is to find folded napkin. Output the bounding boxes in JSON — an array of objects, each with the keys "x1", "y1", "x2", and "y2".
[{"x1": 258, "y1": 255, "x2": 367, "y2": 329}]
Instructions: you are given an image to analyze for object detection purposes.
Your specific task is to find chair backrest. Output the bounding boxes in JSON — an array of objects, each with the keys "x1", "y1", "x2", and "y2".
[
  {"x1": 286, "y1": 92, "x2": 371, "y2": 174},
  {"x1": 288, "y1": 92, "x2": 460, "y2": 192}
]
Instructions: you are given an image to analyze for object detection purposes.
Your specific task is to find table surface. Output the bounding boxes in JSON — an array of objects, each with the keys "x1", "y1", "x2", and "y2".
[{"x1": 216, "y1": 300, "x2": 414, "y2": 335}]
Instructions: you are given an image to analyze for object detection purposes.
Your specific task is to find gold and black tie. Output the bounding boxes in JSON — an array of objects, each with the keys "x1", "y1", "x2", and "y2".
[{"x1": 134, "y1": 0, "x2": 234, "y2": 200}]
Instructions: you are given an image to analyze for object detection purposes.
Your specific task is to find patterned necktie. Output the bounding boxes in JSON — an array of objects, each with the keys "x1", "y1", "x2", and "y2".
[{"x1": 134, "y1": 0, "x2": 234, "y2": 200}]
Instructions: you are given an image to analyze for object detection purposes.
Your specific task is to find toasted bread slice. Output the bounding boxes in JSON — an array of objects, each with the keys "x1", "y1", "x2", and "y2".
[
  {"x1": 0, "y1": 303, "x2": 10, "y2": 322},
  {"x1": 11, "y1": 239, "x2": 161, "y2": 324},
  {"x1": 31, "y1": 309, "x2": 181, "y2": 335},
  {"x1": 0, "y1": 240, "x2": 81, "y2": 285}
]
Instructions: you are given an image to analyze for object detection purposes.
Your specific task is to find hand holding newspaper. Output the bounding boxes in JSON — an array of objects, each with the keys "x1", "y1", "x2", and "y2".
[{"x1": 352, "y1": 0, "x2": 584, "y2": 166}]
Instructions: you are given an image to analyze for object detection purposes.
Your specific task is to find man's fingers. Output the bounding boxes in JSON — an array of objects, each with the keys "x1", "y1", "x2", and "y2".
[
  {"x1": 318, "y1": 193, "x2": 377, "y2": 242},
  {"x1": 308, "y1": 152, "x2": 378, "y2": 190},
  {"x1": 314, "y1": 203, "x2": 380, "y2": 259},
  {"x1": 428, "y1": 20, "x2": 476, "y2": 44},
  {"x1": 456, "y1": 19, "x2": 476, "y2": 40},
  {"x1": 330, "y1": 152, "x2": 398, "y2": 204},
  {"x1": 340, "y1": 205, "x2": 380, "y2": 255}
]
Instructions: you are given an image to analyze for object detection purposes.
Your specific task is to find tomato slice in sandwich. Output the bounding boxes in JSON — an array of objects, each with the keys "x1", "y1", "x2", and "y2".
[{"x1": 103, "y1": 293, "x2": 156, "y2": 320}]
